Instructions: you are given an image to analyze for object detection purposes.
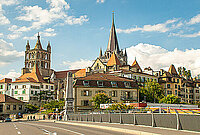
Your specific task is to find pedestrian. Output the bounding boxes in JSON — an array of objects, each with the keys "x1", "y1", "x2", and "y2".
[
  {"x1": 27, "y1": 116, "x2": 29, "y2": 121},
  {"x1": 43, "y1": 115, "x2": 45, "y2": 120}
]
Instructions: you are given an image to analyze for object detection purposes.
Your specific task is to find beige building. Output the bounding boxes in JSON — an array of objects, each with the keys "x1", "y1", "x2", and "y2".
[
  {"x1": 0, "y1": 94, "x2": 25, "y2": 117},
  {"x1": 0, "y1": 78, "x2": 12, "y2": 95},
  {"x1": 73, "y1": 73, "x2": 138, "y2": 112}
]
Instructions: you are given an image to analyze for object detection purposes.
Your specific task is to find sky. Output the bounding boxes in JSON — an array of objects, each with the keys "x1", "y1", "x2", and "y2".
[{"x1": 1, "y1": 0, "x2": 200, "y2": 79}]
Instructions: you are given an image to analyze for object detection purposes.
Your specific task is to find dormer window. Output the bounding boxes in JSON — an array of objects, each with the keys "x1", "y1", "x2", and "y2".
[
  {"x1": 124, "y1": 82, "x2": 131, "y2": 88},
  {"x1": 98, "y1": 81, "x2": 103, "y2": 87},
  {"x1": 83, "y1": 81, "x2": 89, "y2": 86},
  {"x1": 111, "y1": 81, "x2": 117, "y2": 87}
]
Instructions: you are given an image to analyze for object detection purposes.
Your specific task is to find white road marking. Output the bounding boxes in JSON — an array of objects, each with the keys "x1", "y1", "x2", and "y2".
[
  {"x1": 17, "y1": 131, "x2": 21, "y2": 134},
  {"x1": 16, "y1": 127, "x2": 18, "y2": 129},
  {"x1": 19, "y1": 122, "x2": 84, "y2": 135}
]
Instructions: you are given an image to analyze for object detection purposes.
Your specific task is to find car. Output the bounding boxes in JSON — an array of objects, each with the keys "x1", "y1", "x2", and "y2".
[{"x1": 5, "y1": 118, "x2": 12, "y2": 122}]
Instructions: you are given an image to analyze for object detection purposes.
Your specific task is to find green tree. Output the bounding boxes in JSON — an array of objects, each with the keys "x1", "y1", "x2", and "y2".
[
  {"x1": 90, "y1": 93, "x2": 112, "y2": 109},
  {"x1": 25, "y1": 104, "x2": 39, "y2": 113},
  {"x1": 139, "y1": 80, "x2": 164, "y2": 103},
  {"x1": 159, "y1": 94, "x2": 181, "y2": 104},
  {"x1": 43, "y1": 100, "x2": 65, "y2": 113}
]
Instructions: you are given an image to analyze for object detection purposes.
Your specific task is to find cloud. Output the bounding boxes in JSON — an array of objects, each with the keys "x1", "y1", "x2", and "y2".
[
  {"x1": 62, "y1": 59, "x2": 93, "y2": 69},
  {"x1": 0, "y1": 70, "x2": 20, "y2": 80},
  {"x1": 0, "y1": 33, "x2": 3, "y2": 37},
  {"x1": 117, "y1": 18, "x2": 178, "y2": 33},
  {"x1": 126, "y1": 43, "x2": 200, "y2": 76},
  {"x1": 170, "y1": 31, "x2": 200, "y2": 38},
  {"x1": 188, "y1": 14, "x2": 200, "y2": 25},
  {"x1": 7, "y1": 33, "x2": 21, "y2": 39},
  {"x1": 97, "y1": 0, "x2": 105, "y2": 3},
  {"x1": 15, "y1": 0, "x2": 88, "y2": 32},
  {"x1": 0, "y1": 39, "x2": 24, "y2": 66},
  {"x1": 23, "y1": 30, "x2": 56, "y2": 40}
]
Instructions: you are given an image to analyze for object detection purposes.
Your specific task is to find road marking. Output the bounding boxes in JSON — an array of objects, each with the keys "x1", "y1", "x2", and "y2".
[
  {"x1": 17, "y1": 131, "x2": 21, "y2": 134},
  {"x1": 19, "y1": 122, "x2": 84, "y2": 135}
]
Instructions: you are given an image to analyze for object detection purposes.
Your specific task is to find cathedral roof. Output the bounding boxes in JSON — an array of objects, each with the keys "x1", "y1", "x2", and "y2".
[
  {"x1": 0, "y1": 78, "x2": 12, "y2": 83},
  {"x1": 168, "y1": 64, "x2": 178, "y2": 75},
  {"x1": 107, "y1": 12, "x2": 120, "y2": 53},
  {"x1": 131, "y1": 58, "x2": 142, "y2": 72},
  {"x1": 34, "y1": 32, "x2": 43, "y2": 50},
  {"x1": 13, "y1": 62, "x2": 46, "y2": 83},
  {"x1": 107, "y1": 52, "x2": 121, "y2": 66}
]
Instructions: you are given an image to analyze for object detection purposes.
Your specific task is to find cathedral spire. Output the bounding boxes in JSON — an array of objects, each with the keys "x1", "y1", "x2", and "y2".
[
  {"x1": 124, "y1": 48, "x2": 127, "y2": 56},
  {"x1": 99, "y1": 48, "x2": 102, "y2": 57},
  {"x1": 107, "y1": 12, "x2": 119, "y2": 53},
  {"x1": 26, "y1": 40, "x2": 30, "y2": 51},
  {"x1": 35, "y1": 32, "x2": 42, "y2": 50}
]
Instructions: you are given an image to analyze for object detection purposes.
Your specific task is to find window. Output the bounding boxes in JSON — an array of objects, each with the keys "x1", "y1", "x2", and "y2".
[
  {"x1": 0, "y1": 105, "x2": 3, "y2": 112},
  {"x1": 98, "y1": 81, "x2": 103, "y2": 87},
  {"x1": 177, "y1": 79, "x2": 179, "y2": 83},
  {"x1": 196, "y1": 90, "x2": 199, "y2": 93},
  {"x1": 15, "y1": 85, "x2": 18, "y2": 89},
  {"x1": 0, "y1": 85, "x2": 3, "y2": 89},
  {"x1": 178, "y1": 85, "x2": 180, "y2": 90},
  {"x1": 22, "y1": 90, "x2": 26, "y2": 94},
  {"x1": 190, "y1": 90, "x2": 193, "y2": 93},
  {"x1": 22, "y1": 85, "x2": 26, "y2": 88},
  {"x1": 19, "y1": 97, "x2": 23, "y2": 100},
  {"x1": 81, "y1": 100, "x2": 90, "y2": 106},
  {"x1": 41, "y1": 85, "x2": 43, "y2": 88},
  {"x1": 19, "y1": 105, "x2": 22, "y2": 110},
  {"x1": 175, "y1": 84, "x2": 177, "y2": 88},
  {"x1": 46, "y1": 85, "x2": 48, "y2": 89},
  {"x1": 35, "y1": 91, "x2": 37, "y2": 95},
  {"x1": 111, "y1": 81, "x2": 117, "y2": 87},
  {"x1": 13, "y1": 105, "x2": 16, "y2": 110},
  {"x1": 7, "y1": 105, "x2": 10, "y2": 110},
  {"x1": 167, "y1": 91, "x2": 172, "y2": 94},
  {"x1": 175, "y1": 90, "x2": 177, "y2": 95},
  {"x1": 110, "y1": 90, "x2": 117, "y2": 97},
  {"x1": 83, "y1": 81, "x2": 89, "y2": 86},
  {"x1": 167, "y1": 84, "x2": 170, "y2": 88},
  {"x1": 31, "y1": 91, "x2": 34, "y2": 94},
  {"x1": 14, "y1": 91, "x2": 18, "y2": 94},
  {"x1": 124, "y1": 82, "x2": 130, "y2": 88},
  {"x1": 81, "y1": 90, "x2": 91, "y2": 96}
]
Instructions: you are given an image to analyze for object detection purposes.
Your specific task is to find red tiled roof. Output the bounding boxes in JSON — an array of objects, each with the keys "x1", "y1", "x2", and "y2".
[
  {"x1": 168, "y1": 64, "x2": 178, "y2": 75},
  {"x1": 107, "y1": 52, "x2": 121, "y2": 66},
  {"x1": 0, "y1": 94, "x2": 24, "y2": 103},
  {"x1": 13, "y1": 63, "x2": 45, "y2": 83},
  {"x1": 0, "y1": 78, "x2": 12, "y2": 83},
  {"x1": 74, "y1": 69, "x2": 86, "y2": 78},
  {"x1": 131, "y1": 59, "x2": 142, "y2": 71}
]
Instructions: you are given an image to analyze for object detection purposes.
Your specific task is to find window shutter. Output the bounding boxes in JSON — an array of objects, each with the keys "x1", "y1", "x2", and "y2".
[
  {"x1": 81, "y1": 100, "x2": 84, "y2": 106},
  {"x1": 81, "y1": 90, "x2": 84, "y2": 96},
  {"x1": 89, "y1": 90, "x2": 92, "y2": 96},
  {"x1": 115, "y1": 91, "x2": 117, "y2": 97},
  {"x1": 130, "y1": 91, "x2": 133, "y2": 97}
]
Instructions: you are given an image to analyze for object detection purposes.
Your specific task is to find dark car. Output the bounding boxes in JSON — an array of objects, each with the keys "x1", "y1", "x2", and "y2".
[{"x1": 5, "y1": 118, "x2": 12, "y2": 122}]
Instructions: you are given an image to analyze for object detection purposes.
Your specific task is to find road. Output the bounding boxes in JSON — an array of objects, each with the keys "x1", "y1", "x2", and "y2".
[
  {"x1": 0, "y1": 121, "x2": 199, "y2": 135},
  {"x1": 0, "y1": 121, "x2": 135, "y2": 135}
]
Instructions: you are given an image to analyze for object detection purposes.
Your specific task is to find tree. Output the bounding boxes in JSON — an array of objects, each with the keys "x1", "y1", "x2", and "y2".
[
  {"x1": 139, "y1": 80, "x2": 164, "y2": 103},
  {"x1": 25, "y1": 104, "x2": 39, "y2": 113},
  {"x1": 108, "y1": 103, "x2": 135, "y2": 110},
  {"x1": 43, "y1": 100, "x2": 65, "y2": 113},
  {"x1": 159, "y1": 94, "x2": 181, "y2": 104},
  {"x1": 90, "y1": 93, "x2": 112, "y2": 109}
]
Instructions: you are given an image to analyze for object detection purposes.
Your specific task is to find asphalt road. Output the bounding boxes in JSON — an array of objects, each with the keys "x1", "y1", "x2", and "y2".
[
  {"x1": 0, "y1": 121, "x2": 135, "y2": 135},
  {"x1": 0, "y1": 121, "x2": 199, "y2": 135}
]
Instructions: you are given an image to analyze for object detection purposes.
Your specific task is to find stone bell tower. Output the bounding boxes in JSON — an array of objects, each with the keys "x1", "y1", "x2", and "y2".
[{"x1": 21, "y1": 33, "x2": 53, "y2": 78}]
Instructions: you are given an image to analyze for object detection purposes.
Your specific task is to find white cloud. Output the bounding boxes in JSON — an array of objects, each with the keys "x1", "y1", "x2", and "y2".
[
  {"x1": 0, "y1": 33, "x2": 3, "y2": 37},
  {"x1": 15, "y1": 0, "x2": 88, "y2": 32},
  {"x1": 0, "y1": 0, "x2": 19, "y2": 6},
  {"x1": 7, "y1": 33, "x2": 21, "y2": 39},
  {"x1": 0, "y1": 39, "x2": 24, "y2": 66},
  {"x1": 126, "y1": 43, "x2": 200, "y2": 76},
  {"x1": 62, "y1": 59, "x2": 93, "y2": 69},
  {"x1": 188, "y1": 14, "x2": 200, "y2": 25},
  {"x1": 97, "y1": 0, "x2": 105, "y2": 3},
  {"x1": 170, "y1": 31, "x2": 200, "y2": 38},
  {"x1": 23, "y1": 30, "x2": 56, "y2": 40},
  {"x1": 45, "y1": 28, "x2": 55, "y2": 32},
  {"x1": 0, "y1": 70, "x2": 20, "y2": 80},
  {"x1": 117, "y1": 18, "x2": 178, "y2": 33}
]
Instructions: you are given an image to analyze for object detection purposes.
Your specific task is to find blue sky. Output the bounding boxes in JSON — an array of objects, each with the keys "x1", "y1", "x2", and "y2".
[{"x1": 1, "y1": 0, "x2": 200, "y2": 78}]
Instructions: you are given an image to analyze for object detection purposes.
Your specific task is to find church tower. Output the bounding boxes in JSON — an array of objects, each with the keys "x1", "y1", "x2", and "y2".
[
  {"x1": 99, "y1": 12, "x2": 127, "y2": 65},
  {"x1": 22, "y1": 33, "x2": 53, "y2": 78}
]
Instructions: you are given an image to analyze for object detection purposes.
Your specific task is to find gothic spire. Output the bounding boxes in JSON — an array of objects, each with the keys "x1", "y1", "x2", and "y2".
[
  {"x1": 107, "y1": 12, "x2": 120, "y2": 53},
  {"x1": 26, "y1": 40, "x2": 30, "y2": 51},
  {"x1": 124, "y1": 48, "x2": 127, "y2": 56},
  {"x1": 99, "y1": 48, "x2": 102, "y2": 57},
  {"x1": 47, "y1": 41, "x2": 51, "y2": 52},
  {"x1": 34, "y1": 32, "x2": 42, "y2": 50}
]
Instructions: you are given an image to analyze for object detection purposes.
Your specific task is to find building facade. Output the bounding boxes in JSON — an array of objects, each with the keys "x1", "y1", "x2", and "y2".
[
  {"x1": 73, "y1": 73, "x2": 138, "y2": 112},
  {"x1": 0, "y1": 78, "x2": 12, "y2": 95}
]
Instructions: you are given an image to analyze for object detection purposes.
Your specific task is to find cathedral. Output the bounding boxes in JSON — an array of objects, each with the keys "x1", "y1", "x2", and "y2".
[
  {"x1": 21, "y1": 33, "x2": 54, "y2": 79},
  {"x1": 99, "y1": 12, "x2": 127, "y2": 66}
]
